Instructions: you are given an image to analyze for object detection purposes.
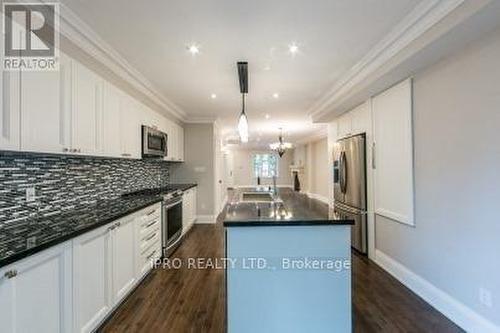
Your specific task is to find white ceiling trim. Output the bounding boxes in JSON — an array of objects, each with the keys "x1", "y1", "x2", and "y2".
[
  {"x1": 307, "y1": 0, "x2": 465, "y2": 121},
  {"x1": 184, "y1": 115, "x2": 219, "y2": 124},
  {"x1": 24, "y1": 0, "x2": 187, "y2": 121}
]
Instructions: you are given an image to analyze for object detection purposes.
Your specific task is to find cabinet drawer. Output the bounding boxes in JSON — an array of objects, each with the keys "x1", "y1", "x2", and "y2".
[
  {"x1": 140, "y1": 230, "x2": 160, "y2": 253},
  {"x1": 141, "y1": 218, "x2": 160, "y2": 235}
]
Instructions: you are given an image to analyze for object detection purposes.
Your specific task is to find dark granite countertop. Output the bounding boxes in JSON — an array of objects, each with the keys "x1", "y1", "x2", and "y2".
[
  {"x1": 0, "y1": 183, "x2": 197, "y2": 268},
  {"x1": 165, "y1": 183, "x2": 197, "y2": 191},
  {"x1": 223, "y1": 187, "x2": 354, "y2": 227}
]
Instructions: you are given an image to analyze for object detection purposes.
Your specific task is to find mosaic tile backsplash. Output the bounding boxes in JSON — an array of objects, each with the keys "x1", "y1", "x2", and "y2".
[{"x1": 0, "y1": 151, "x2": 170, "y2": 226}]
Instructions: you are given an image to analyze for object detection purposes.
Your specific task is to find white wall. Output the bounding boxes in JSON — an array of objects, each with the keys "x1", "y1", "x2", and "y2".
[
  {"x1": 170, "y1": 124, "x2": 214, "y2": 216},
  {"x1": 306, "y1": 138, "x2": 329, "y2": 200},
  {"x1": 231, "y1": 149, "x2": 294, "y2": 187},
  {"x1": 374, "y1": 26, "x2": 500, "y2": 329}
]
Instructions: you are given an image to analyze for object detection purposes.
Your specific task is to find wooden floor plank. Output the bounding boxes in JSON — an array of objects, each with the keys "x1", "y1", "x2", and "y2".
[{"x1": 101, "y1": 213, "x2": 463, "y2": 333}]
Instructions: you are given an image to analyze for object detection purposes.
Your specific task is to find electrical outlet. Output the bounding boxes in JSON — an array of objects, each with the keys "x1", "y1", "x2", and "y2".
[
  {"x1": 479, "y1": 287, "x2": 493, "y2": 308},
  {"x1": 26, "y1": 187, "x2": 36, "y2": 202}
]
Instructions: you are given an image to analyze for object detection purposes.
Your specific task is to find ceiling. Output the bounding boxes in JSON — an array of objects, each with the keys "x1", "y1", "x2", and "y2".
[{"x1": 61, "y1": 0, "x2": 422, "y2": 147}]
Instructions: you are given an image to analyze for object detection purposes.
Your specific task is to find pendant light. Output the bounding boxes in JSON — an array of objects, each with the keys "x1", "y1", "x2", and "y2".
[
  {"x1": 238, "y1": 93, "x2": 249, "y2": 143},
  {"x1": 270, "y1": 128, "x2": 293, "y2": 157},
  {"x1": 237, "y1": 62, "x2": 249, "y2": 143}
]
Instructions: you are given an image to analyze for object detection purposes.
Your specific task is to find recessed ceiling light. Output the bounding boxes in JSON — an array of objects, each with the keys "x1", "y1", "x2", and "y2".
[
  {"x1": 288, "y1": 42, "x2": 299, "y2": 55},
  {"x1": 210, "y1": 93, "x2": 217, "y2": 99},
  {"x1": 265, "y1": 114, "x2": 270, "y2": 119},
  {"x1": 187, "y1": 44, "x2": 200, "y2": 55},
  {"x1": 272, "y1": 93, "x2": 279, "y2": 99}
]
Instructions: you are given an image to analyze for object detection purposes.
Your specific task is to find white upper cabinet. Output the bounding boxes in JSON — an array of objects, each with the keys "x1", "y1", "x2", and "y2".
[
  {"x1": 1, "y1": 49, "x2": 177, "y2": 158},
  {"x1": 102, "y1": 82, "x2": 122, "y2": 157},
  {"x1": 337, "y1": 113, "x2": 352, "y2": 138},
  {"x1": 372, "y1": 79, "x2": 414, "y2": 226},
  {"x1": 0, "y1": 67, "x2": 21, "y2": 151},
  {"x1": 165, "y1": 122, "x2": 184, "y2": 162},
  {"x1": 71, "y1": 60, "x2": 103, "y2": 155},
  {"x1": 177, "y1": 125, "x2": 184, "y2": 161},
  {"x1": 166, "y1": 121, "x2": 177, "y2": 161},
  {"x1": 350, "y1": 102, "x2": 370, "y2": 135},
  {"x1": 20, "y1": 53, "x2": 72, "y2": 154},
  {"x1": 119, "y1": 94, "x2": 141, "y2": 158},
  {"x1": 0, "y1": 242, "x2": 73, "y2": 333}
]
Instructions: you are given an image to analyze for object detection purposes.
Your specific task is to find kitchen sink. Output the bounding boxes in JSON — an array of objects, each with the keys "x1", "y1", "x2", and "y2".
[{"x1": 240, "y1": 192, "x2": 274, "y2": 202}]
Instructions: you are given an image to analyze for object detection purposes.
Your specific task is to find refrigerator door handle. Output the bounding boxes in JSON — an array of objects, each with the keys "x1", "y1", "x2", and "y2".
[
  {"x1": 340, "y1": 151, "x2": 348, "y2": 194},
  {"x1": 339, "y1": 151, "x2": 344, "y2": 193},
  {"x1": 372, "y1": 142, "x2": 376, "y2": 169}
]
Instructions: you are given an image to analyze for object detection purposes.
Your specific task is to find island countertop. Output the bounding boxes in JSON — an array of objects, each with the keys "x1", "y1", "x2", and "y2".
[{"x1": 223, "y1": 187, "x2": 353, "y2": 227}]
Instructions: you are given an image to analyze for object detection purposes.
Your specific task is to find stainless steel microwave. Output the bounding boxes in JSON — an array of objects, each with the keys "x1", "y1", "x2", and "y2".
[{"x1": 142, "y1": 125, "x2": 168, "y2": 158}]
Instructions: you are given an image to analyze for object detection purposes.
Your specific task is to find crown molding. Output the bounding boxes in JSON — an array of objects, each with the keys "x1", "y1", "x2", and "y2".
[
  {"x1": 184, "y1": 115, "x2": 219, "y2": 124},
  {"x1": 23, "y1": 0, "x2": 187, "y2": 121},
  {"x1": 308, "y1": 0, "x2": 466, "y2": 121}
]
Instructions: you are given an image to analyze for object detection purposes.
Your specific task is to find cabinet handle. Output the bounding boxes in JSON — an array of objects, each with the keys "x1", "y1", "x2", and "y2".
[
  {"x1": 144, "y1": 220, "x2": 157, "y2": 229},
  {"x1": 108, "y1": 225, "x2": 116, "y2": 231},
  {"x1": 146, "y1": 209, "x2": 157, "y2": 216},
  {"x1": 144, "y1": 232, "x2": 157, "y2": 242},
  {"x1": 63, "y1": 147, "x2": 69, "y2": 152},
  {"x1": 115, "y1": 221, "x2": 121, "y2": 228},
  {"x1": 121, "y1": 153, "x2": 131, "y2": 157},
  {"x1": 4, "y1": 270, "x2": 17, "y2": 279},
  {"x1": 371, "y1": 142, "x2": 376, "y2": 169},
  {"x1": 147, "y1": 251, "x2": 157, "y2": 260}
]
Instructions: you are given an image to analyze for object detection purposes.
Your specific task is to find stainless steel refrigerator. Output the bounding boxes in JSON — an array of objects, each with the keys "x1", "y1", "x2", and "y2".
[{"x1": 333, "y1": 133, "x2": 368, "y2": 254}]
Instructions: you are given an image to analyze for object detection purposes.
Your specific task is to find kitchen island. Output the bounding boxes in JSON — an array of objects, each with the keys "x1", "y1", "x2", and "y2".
[{"x1": 223, "y1": 187, "x2": 354, "y2": 333}]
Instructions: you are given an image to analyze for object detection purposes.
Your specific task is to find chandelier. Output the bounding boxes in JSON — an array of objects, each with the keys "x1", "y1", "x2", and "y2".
[{"x1": 269, "y1": 128, "x2": 292, "y2": 157}]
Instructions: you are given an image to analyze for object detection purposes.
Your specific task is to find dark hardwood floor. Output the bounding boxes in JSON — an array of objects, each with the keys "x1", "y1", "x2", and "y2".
[{"x1": 101, "y1": 213, "x2": 463, "y2": 333}]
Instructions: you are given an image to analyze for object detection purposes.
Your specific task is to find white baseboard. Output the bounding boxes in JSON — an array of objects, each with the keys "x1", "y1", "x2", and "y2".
[
  {"x1": 195, "y1": 215, "x2": 216, "y2": 224},
  {"x1": 306, "y1": 192, "x2": 330, "y2": 205},
  {"x1": 374, "y1": 249, "x2": 500, "y2": 333}
]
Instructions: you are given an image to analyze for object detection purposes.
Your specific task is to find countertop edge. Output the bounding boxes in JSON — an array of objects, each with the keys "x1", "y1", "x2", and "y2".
[{"x1": 223, "y1": 220, "x2": 354, "y2": 227}]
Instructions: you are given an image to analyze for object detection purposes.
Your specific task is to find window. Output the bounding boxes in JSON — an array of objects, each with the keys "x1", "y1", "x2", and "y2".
[{"x1": 253, "y1": 154, "x2": 278, "y2": 178}]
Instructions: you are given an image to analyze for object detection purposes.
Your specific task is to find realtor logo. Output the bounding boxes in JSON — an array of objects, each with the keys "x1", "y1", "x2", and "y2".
[{"x1": 2, "y1": 2, "x2": 59, "y2": 71}]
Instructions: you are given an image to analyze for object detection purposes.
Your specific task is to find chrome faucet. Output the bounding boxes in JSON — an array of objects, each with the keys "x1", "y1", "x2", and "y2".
[{"x1": 272, "y1": 175, "x2": 277, "y2": 195}]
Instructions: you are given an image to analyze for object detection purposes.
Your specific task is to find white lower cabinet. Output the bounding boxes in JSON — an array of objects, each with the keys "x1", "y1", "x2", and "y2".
[
  {"x1": 0, "y1": 203, "x2": 162, "y2": 333},
  {"x1": 0, "y1": 242, "x2": 73, "y2": 333},
  {"x1": 72, "y1": 203, "x2": 160, "y2": 333},
  {"x1": 182, "y1": 187, "x2": 197, "y2": 233},
  {"x1": 135, "y1": 204, "x2": 162, "y2": 278},
  {"x1": 72, "y1": 224, "x2": 113, "y2": 333},
  {"x1": 111, "y1": 215, "x2": 137, "y2": 303}
]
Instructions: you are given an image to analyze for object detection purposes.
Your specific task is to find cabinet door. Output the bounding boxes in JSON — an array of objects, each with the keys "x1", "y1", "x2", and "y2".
[
  {"x1": 191, "y1": 187, "x2": 197, "y2": 224},
  {"x1": 111, "y1": 216, "x2": 137, "y2": 303},
  {"x1": 119, "y1": 95, "x2": 141, "y2": 159},
  {"x1": 0, "y1": 243, "x2": 72, "y2": 333},
  {"x1": 337, "y1": 113, "x2": 352, "y2": 138},
  {"x1": 102, "y1": 82, "x2": 122, "y2": 157},
  {"x1": 21, "y1": 53, "x2": 71, "y2": 153},
  {"x1": 182, "y1": 192, "x2": 189, "y2": 232},
  {"x1": 0, "y1": 67, "x2": 21, "y2": 150},
  {"x1": 177, "y1": 125, "x2": 184, "y2": 161},
  {"x1": 72, "y1": 61, "x2": 103, "y2": 155},
  {"x1": 73, "y1": 225, "x2": 112, "y2": 333},
  {"x1": 166, "y1": 122, "x2": 177, "y2": 161},
  {"x1": 350, "y1": 102, "x2": 369, "y2": 135}
]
